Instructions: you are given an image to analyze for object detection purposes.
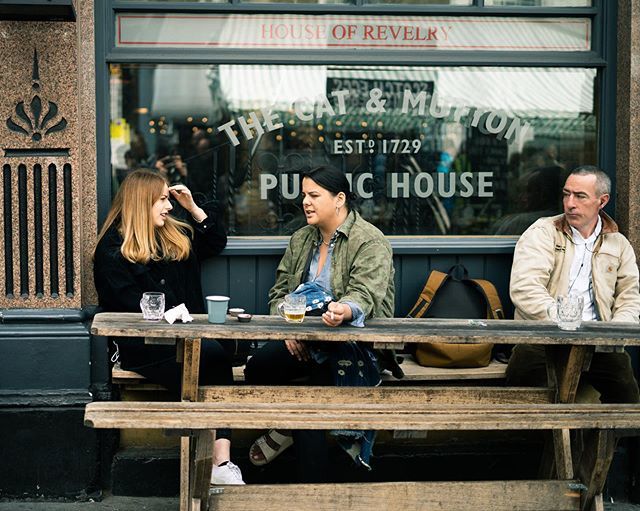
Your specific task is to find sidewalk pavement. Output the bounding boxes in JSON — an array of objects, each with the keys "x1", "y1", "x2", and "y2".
[
  {"x1": 0, "y1": 497, "x2": 177, "y2": 511},
  {"x1": 0, "y1": 496, "x2": 639, "y2": 511}
]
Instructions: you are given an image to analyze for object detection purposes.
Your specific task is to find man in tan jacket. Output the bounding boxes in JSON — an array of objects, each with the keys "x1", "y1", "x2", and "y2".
[{"x1": 506, "y1": 166, "x2": 640, "y2": 403}]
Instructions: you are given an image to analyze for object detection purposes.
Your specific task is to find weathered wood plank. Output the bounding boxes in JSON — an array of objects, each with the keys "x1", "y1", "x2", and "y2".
[
  {"x1": 190, "y1": 430, "x2": 214, "y2": 505},
  {"x1": 145, "y1": 336, "x2": 177, "y2": 345},
  {"x1": 576, "y1": 430, "x2": 617, "y2": 511},
  {"x1": 113, "y1": 365, "x2": 246, "y2": 385},
  {"x1": 180, "y1": 437, "x2": 190, "y2": 511},
  {"x1": 382, "y1": 357, "x2": 507, "y2": 381},
  {"x1": 181, "y1": 338, "x2": 200, "y2": 403},
  {"x1": 554, "y1": 429, "x2": 574, "y2": 479},
  {"x1": 84, "y1": 401, "x2": 640, "y2": 431},
  {"x1": 198, "y1": 385, "x2": 553, "y2": 405},
  {"x1": 546, "y1": 346, "x2": 593, "y2": 404},
  {"x1": 207, "y1": 480, "x2": 581, "y2": 511},
  {"x1": 590, "y1": 494, "x2": 604, "y2": 511},
  {"x1": 91, "y1": 313, "x2": 640, "y2": 347},
  {"x1": 113, "y1": 360, "x2": 505, "y2": 385}
]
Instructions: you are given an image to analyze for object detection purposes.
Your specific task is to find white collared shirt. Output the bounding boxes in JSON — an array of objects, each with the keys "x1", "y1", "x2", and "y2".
[{"x1": 568, "y1": 216, "x2": 602, "y2": 321}]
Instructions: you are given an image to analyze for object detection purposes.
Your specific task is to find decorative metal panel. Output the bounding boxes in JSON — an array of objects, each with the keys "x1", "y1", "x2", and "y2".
[{"x1": 0, "y1": 37, "x2": 80, "y2": 308}]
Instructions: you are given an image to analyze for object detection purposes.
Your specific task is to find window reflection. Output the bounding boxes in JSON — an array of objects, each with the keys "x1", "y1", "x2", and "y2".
[
  {"x1": 485, "y1": 0, "x2": 591, "y2": 6},
  {"x1": 242, "y1": 0, "x2": 350, "y2": 3},
  {"x1": 364, "y1": 0, "x2": 471, "y2": 4},
  {"x1": 109, "y1": 64, "x2": 597, "y2": 236}
]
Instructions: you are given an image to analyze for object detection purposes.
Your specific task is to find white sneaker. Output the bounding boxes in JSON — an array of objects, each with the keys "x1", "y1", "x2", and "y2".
[{"x1": 211, "y1": 461, "x2": 245, "y2": 485}]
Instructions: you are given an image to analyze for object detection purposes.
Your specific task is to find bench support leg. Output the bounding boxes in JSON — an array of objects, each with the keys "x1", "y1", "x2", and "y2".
[
  {"x1": 181, "y1": 338, "x2": 202, "y2": 403},
  {"x1": 545, "y1": 345, "x2": 593, "y2": 404},
  {"x1": 179, "y1": 338, "x2": 203, "y2": 511},
  {"x1": 538, "y1": 429, "x2": 574, "y2": 479},
  {"x1": 181, "y1": 436, "x2": 191, "y2": 511},
  {"x1": 553, "y1": 429, "x2": 574, "y2": 479},
  {"x1": 190, "y1": 430, "x2": 215, "y2": 510},
  {"x1": 539, "y1": 346, "x2": 593, "y2": 479},
  {"x1": 576, "y1": 430, "x2": 616, "y2": 511},
  {"x1": 589, "y1": 494, "x2": 604, "y2": 511}
]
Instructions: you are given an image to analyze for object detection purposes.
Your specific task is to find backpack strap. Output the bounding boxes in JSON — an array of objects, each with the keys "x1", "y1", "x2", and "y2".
[
  {"x1": 469, "y1": 278, "x2": 505, "y2": 320},
  {"x1": 406, "y1": 270, "x2": 449, "y2": 318}
]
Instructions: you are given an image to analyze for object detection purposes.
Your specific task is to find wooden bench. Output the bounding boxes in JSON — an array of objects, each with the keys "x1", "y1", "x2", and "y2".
[
  {"x1": 111, "y1": 355, "x2": 507, "y2": 386},
  {"x1": 87, "y1": 313, "x2": 640, "y2": 511},
  {"x1": 112, "y1": 362, "x2": 247, "y2": 386},
  {"x1": 85, "y1": 393, "x2": 640, "y2": 511}
]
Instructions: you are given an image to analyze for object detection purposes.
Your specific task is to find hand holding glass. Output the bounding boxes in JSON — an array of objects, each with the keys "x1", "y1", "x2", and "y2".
[
  {"x1": 547, "y1": 295, "x2": 584, "y2": 331},
  {"x1": 277, "y1": 294, "x2": 307, "y2": 323},
  {"x1": 140, "y1": 292, "x2": 165, "y2": 321}
]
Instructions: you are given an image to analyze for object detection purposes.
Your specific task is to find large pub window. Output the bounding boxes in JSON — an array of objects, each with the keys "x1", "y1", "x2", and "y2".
[{"x1": 99, "y1": 0, "x2": 612, "y2": 245}]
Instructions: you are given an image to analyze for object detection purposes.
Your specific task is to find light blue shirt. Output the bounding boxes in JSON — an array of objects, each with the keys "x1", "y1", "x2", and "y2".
[{"x1": 307, "y1": 238, "x2": 365, "y2": 327}]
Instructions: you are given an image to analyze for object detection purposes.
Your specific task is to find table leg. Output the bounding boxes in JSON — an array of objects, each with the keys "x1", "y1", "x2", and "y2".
[
  {"x1": 589, "y1": 494, "x2": 604, "y2": 511},
  {"x1": 179, "y1": 338, "x2": 203, "y2": 511},
  {"x1": 541, "y1": 346, "x2": 593, "y2": 480},
  {"x1": 190, "y1": 430, "x2": 216, "y2": 508},
  {"x1": 576, "y1": 430, "x2": 617, "y2": 511},
  {"x1": 553, "y1": 429, "x2": 574, "y2": 479},
  {"x1": 182, "y1": 338, "x2": 202, "y2": 402},
  {"x1": 537, "y1": 429, "x2": 574, "y2": 479},
  {"x1": 545, "y1": 345, "x2": 593, "y2": 404},
  {"x1": 180, "y1": 436, "x2": 191, "y2": 511}
]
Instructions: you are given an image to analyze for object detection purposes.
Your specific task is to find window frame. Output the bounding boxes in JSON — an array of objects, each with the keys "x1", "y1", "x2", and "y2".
[{"x1": 95, "y1": 0, "x2": 616, "y2": 254}]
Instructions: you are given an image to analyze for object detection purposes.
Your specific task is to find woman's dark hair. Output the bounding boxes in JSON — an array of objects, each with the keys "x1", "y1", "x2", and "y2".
[{"x1": 302, "y1": 166, "x2": 357, "y2": 209}]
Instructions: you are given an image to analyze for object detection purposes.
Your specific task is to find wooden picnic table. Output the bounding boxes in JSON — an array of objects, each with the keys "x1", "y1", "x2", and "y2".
[
  {"x1": 91, "y1": 313, "x2": 640, "y2": 348},
  {"x1": 89, "y1": 313, "x2": 640, "y2": 511}
]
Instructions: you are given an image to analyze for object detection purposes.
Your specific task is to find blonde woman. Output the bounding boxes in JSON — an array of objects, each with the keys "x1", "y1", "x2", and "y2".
[{"x1": 93, "y1": 169, "x2": 244, "y2": 485}]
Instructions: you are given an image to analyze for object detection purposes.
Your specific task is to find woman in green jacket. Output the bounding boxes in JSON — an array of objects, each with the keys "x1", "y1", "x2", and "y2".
[{"x1": 244, "y1": 165, "x2": 395, "y2": 482}]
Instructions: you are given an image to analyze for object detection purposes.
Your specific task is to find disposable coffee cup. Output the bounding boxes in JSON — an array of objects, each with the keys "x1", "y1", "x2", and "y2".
[{"x1": 206, "y1": 295, "x2": 230, "y2": 324}]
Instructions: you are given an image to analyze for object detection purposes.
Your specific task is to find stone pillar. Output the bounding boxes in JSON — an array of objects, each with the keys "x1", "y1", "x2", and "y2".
[
  {"x1": 616, "y1": 0, "x2": 640, "y2": 250},
  {"x1": 0, "y1": 2, "x2": 103, "y2": 499},
  {"x1": 0, "y1": 0, "x2": 96, "y2": 309}
]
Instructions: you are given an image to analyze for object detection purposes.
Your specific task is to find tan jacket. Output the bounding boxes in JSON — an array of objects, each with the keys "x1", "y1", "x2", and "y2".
[{"x1": 510, "y1": 212, "x2": 640, "y2": 323}]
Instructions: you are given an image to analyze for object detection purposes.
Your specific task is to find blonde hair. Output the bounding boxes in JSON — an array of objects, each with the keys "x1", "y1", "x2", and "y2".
[{"x1": 95, "y1": 169, "x2": 193, "y2": 263}]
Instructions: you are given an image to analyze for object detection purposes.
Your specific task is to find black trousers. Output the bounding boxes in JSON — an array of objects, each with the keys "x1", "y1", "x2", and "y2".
[
  {"x1": 244, "y1": 341, "x2": 332, "y2": 483},
  {"x1": 506, "y1": 344, "x2": 640, "y2": 404},
  {"x1": 118, "y1": 338, "x2": 236, "y2": 440}
]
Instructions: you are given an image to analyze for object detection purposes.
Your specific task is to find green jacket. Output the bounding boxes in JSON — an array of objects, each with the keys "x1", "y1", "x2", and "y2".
[{"x1": 269, "y1": 210, "x2": 395, "y2": 319}]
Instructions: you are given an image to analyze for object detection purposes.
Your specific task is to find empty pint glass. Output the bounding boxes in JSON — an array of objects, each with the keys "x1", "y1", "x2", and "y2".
[
  {"x1": 140, "y1": 292, "x2": 165, "y2": 321},
  {"x1": 548, "y1": 295, "x2": 584, "y2": 331}
]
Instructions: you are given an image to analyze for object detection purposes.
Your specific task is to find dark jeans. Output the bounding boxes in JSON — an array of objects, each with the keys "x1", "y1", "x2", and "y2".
[
  {"x1": 244, "y1": 341, "x2": 332, "y2": 483},
  {"x1": 118, "y1": 338, "x2": 236, "y2": 440},
  {"x1": 506, "y1": 344, "x2": 640, "y2": 404}
]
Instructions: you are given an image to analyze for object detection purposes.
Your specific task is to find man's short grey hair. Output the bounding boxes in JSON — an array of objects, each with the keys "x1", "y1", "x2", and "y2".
[{"x1": 570, "y1": 165, "x2": 611, "y2": 196}]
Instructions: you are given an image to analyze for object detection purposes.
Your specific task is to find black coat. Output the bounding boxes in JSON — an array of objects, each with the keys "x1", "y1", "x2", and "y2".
[{"x1": 93, "y1": 210, "x2": 226, "y2": 315}]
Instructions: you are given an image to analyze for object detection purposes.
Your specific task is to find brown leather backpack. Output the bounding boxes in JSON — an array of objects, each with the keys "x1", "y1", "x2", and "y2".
[{"x1": 407, "y1": 264, "x2": 504, "y2": 368}]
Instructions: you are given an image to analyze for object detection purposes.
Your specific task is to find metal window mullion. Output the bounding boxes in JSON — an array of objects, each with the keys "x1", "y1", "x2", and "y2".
[
  {"x1": 597, "y1": 0, "x2": 616, "y2": 212},
  {"x1": 111, "y1": 1, "x2": 597, "y2": 16},
  {"x1": 105, "y1": 47, "x2": 606, "y2": 67},
  {"x1": 96, "y1": 0, "x2": 114, "y2": 227}
]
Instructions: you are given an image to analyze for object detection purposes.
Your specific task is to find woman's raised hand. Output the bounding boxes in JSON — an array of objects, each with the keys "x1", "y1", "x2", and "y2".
[{"x1": 169, "y1": 185, "x2": 207, "y2": 222}]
